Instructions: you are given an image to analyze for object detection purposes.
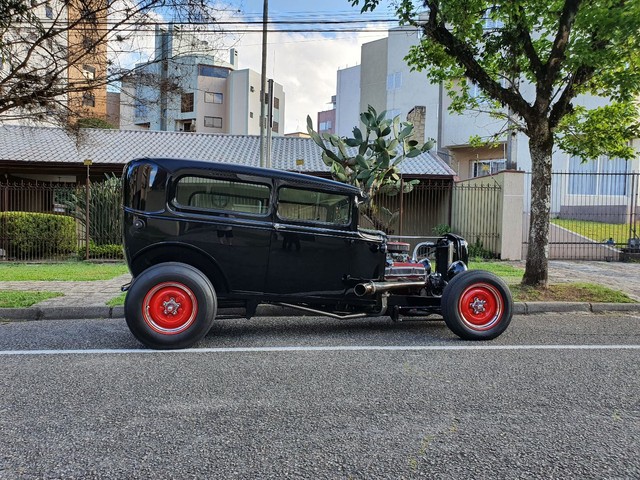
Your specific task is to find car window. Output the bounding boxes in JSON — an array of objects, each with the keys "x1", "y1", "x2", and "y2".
[
  {"x1": 277, "y1": 187, "x2": 351, "y2": 225},
  {"x1": 174, "y1": 176, "x2": 270, "y2": 215}
]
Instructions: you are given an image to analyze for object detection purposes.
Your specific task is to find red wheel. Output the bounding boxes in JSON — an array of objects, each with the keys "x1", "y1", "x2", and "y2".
[
  {"x1": 442, "y1": 270, "x2": 513, "y2": 340},
  {"x1": 142, "y1": 282, "x2": 198, "y2": 335},
  {"x1": 125, "y1": 262, "x2": 216, "y2": 349},
  {"x1": 457, "y1": 283, "x2": 503, "y2": 331}
]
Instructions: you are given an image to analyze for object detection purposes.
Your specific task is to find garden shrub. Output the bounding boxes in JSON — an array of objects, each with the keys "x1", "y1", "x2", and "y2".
[
  {"x1": 0, "y1": 212, "x2": 77, "y2": 259},
  {"x1": 78, "y1": 242, "x2": 124, "y2": 260},
  {"x1": 59, "y1": 174, "x2": 123, "y2": 246}
]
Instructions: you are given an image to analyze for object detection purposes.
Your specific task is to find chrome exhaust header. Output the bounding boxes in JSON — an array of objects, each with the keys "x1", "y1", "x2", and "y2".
[{"x1": 354, "y1": 280, "x2": 427, "y2": 297}]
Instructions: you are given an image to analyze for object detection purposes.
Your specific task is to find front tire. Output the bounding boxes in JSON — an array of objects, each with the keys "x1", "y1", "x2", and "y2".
[
  {"x1": 125, "y1": 262, "x2": 216, "y2": 349},
  {"x1": 441, "y1": 270, "x2": 513, "y2": 340}
]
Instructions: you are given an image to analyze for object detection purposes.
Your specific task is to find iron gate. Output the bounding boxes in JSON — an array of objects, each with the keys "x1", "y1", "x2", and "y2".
[{"x1": 522, "y1": 172, "x2": 640, "y2": 260}]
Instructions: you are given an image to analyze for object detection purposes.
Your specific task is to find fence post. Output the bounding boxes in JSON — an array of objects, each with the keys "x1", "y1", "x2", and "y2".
[
  {"x1": 84, "y1": 159, "x2": 92, "y2": 260},
  {"x1": 499, "y1": 171, "x2": 525, "y2": 260}
]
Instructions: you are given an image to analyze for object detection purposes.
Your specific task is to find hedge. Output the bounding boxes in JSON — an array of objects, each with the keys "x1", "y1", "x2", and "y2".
[
  {"x1": 0, "y1": 212, "x2": 77, "y2": 259},
  {"x1": 78, "y1": 243, "x2": 124, "y2": 260}
]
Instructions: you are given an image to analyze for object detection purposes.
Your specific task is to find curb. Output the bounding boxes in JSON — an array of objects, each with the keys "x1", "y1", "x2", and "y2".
[{"x1": 1, "y1": 302, "x2": 639, "y2": 322}]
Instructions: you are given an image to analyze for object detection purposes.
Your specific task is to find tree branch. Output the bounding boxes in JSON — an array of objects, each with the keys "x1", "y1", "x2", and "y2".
[
  {"x1": 543, "y1": 0, "x2": 582, "y2": 95},
  {"x1": 422, "y1": 1, "x2": 535, "y2": 123},
  {"x1": 513, "y1": 5, "x2": 544, "y2": 82}
]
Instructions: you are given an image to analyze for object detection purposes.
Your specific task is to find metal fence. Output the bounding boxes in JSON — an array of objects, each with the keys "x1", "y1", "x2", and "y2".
[
  {"x1": 0, "y1": 178, "x2": 123, "y2": 262},
  {"x1": 378, "y1": 179, "x2": 502, "y2": 258},
  {"x1": 4, "y1": 171, "x2": 638, "y2": 262},
  {"x1": 522, "y1": 171, "x2": 640, "y2": 260}
]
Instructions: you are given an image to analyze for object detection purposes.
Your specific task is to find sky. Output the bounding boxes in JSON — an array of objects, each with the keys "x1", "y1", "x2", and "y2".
[{"x1": 228, "y1": 0, "x2": 398, "y2": 133}]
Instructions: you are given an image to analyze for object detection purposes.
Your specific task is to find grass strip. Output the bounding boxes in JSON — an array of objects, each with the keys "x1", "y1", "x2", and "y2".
[
  {"x1": 511, "y1": 282, "x2": 635, "y2": 303},
  {"x1": 0, "y1": 262, "x2": 129, "y2": 281},
  {"x1": 0, "y1": 291, "x2": 63, "y2": 308},
  {"x1": 107, "y1": 292, "x2": 126, "y2": 308}
]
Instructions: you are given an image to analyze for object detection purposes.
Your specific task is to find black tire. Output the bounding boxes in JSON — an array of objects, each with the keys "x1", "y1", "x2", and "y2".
[
  {"x1": 125, "y1": 262, "x2": 216, "y2": 349},
  {"x1": 441, "y1": 269, "x2": 513, "y2": 340}
]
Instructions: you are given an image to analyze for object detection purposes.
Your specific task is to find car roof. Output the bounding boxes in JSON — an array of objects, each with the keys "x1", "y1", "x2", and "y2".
[{"x1": 131, "y1": 157, "x2": 363, "y2": 195}]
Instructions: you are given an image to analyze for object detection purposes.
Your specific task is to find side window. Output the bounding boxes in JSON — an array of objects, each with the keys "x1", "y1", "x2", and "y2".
[
  {"x1": 174, "y1": 176, "x2": 270, "y2": 215},
  {"x1": 277, "y1": 187, "x2": 351, "y2": 225}
]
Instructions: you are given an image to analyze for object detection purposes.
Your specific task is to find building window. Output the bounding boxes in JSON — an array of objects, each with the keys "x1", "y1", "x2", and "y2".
[
  {"x1": 273, "y1": 97, "x2": 280, "y2": 109},
  {"x1": 568, "y1": 156, "x2": 628, "y2": 195},
  {"x1": 204, "y1": 116, "x2": 222, "y2": 128},
  {"x1": 386, "y1": 72, "x2": 402, "y2": 91},
  {"x1": 81, "y1": 5, "x2": 97, "y2": 23},
  {"x1": 198, "y1": 65, "x2": 229, "y2": 78},
  {"x1": 82, "y1": 64, "x2": 95, "y2": 80},
  {"x1": 250, "y1": 86, "x2": 255, "y2": 92},
  {"x1": 82, "y1": 36, "x2": 96, "y2": 53},
  {"x1": 319, "y1": 120, "x2": 332, "y2": 131},
  {"x1": 45, "y1": 4, "x2": 53, "y2": 19},
  {"x1": 468, "y1": 82, "x2": 491, "y2": 105},
  {"x1": 134, "y1": 99, "x2": 148, "y2": 119},
  {"x1": 472, "y1": 158, "x2": 506, "y2": 178},
  {"x1": 273, "y1": 121, "x2": 279, "y2": 133},
  {"x1": 181, "y1": 92, "x2": 194, "y2": 113},
  {"x1": 250, "y1": 112, "x2": 254, "y2": 118},
  {"x1": 82, "y1": 92, "x2": 95, "y2": 107},
  {"x1": 204, "y1": 92, "x2": 223, "y2": 104}
]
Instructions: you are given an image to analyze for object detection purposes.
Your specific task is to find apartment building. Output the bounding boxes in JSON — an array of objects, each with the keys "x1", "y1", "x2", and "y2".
[
  {"x1": 317, "y1": 96, "x2": 336, "y2": 135},
  {"x1": 120, "y1": 26, "x2": 285, "y2": 136},
  {"x1": 0, "y1": 0, "x2": 108, "y2": 124},
  {"x1": 66, "y1": 0, "x2": 108, "y2": 120},
  {"x1": 333, "y1": 27, "x2": 636, "y2": 181}
]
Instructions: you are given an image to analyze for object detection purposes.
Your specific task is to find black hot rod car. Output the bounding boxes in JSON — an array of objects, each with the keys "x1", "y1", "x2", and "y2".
[{"x1": 123, "y1": 158, "x2": 513, "y2": 349}]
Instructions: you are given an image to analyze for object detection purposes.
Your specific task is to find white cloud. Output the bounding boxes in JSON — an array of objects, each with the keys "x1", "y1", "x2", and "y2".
[{"x1": 233, "y1": 29, "x2": 386, "y2": 133}]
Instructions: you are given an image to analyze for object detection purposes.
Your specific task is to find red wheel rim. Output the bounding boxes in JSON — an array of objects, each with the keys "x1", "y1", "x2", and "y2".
[
  {"x1": 142, "y1": 282, "x2": 198, "y2": 335},
  {"x1": 458, "y1": 282, "x2": 503, "y2": 331}
]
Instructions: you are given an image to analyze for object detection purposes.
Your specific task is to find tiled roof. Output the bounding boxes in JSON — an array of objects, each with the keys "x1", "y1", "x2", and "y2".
[{"x1": 0, "y1": 125, "x2": 456, "y2": 177}]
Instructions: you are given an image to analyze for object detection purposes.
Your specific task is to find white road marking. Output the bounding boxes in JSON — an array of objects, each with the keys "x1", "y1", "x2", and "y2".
[{"x1": 0, "y1": 344, "x2": 638, "y2": 356}]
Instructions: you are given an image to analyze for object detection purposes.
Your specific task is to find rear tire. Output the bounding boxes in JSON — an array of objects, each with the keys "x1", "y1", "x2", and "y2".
[
  {"x1": 441, "y1": 270, "x2": 513, "y2": 340},
  {"x1": 125, "y1": 262, "x2": 216, "y2": 349}
]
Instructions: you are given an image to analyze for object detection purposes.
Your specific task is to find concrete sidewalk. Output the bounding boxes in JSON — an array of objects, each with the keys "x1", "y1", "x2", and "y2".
[{"x1": 1, "y1": 261, "x2": 640, "y2": 320}]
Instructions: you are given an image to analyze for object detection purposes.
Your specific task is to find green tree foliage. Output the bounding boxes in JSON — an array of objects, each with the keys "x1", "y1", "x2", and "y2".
[
  {"x1": 352, "y1": 0, "x2": 640, "y2": 286},
  {"x1": 307, "y1": 105, "x2": 434, "y2": 232},
  {"x1": 76, "y1": 117, "x2": 116, "y2": 129},
  {"x1": 59, "y1": 174, "x2": 122, "y2": 246}
]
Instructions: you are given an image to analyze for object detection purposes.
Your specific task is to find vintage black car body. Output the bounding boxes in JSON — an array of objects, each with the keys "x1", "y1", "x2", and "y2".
[{"x1": 123, "y1": 157, "x2": 513, "y2": 349}]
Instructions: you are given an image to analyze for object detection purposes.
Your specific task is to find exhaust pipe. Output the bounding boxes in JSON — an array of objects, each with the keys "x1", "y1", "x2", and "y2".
[{"x1": 354, "y1": 280, "x2": 427, "y2": 297}]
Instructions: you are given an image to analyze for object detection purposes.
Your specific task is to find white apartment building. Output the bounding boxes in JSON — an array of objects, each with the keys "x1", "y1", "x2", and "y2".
[
  {"x1": 334, "y1": 27, "x2": 639, "y2": 182},
  {"x1": 120, "y1": 26, "x2": 285, "y2": 136}
]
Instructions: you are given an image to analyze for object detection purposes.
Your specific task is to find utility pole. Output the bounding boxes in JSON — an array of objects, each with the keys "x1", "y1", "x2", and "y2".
[
  {"x1": 266, "y1": 78, "x2": 274, "y2": 168},
  {"x1": 259, "y1": 0, "x2": 268, "y2": 168}
]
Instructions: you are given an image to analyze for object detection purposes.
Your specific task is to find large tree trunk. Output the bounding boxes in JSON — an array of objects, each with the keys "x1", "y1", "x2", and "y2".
[{"x1": 522, "y1": 122, "x2": 554, "y2": 287}]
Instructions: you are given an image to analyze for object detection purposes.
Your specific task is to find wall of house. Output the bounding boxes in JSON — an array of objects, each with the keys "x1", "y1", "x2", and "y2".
[
  {"x1": 229, "y1": 69, "x2": 262, "y2": 136},
  {"x1": 451, "y1": 171, "x2": 524, "y2": 260},
  {"x1": 385, "y1": 28, "x2": 440, "y2": 144},
  {"x1": 449, "y1": 145, "x2": 508, "y2": 181},
  {"x1": 336, "y1": 65, "x2": 361, "y2": 137},
  {"x1": 195, "y1": 76, "x2": 228, "y2": 133},
  {"x1": 270, "y1": 81, "x2": 285, "y2": 136},
  {"x1": 360, "y1": 38, "x2": 388, "y2": 118},
  {"x1": 66, "y1": 0, "x2": 108, "y2": 121}
]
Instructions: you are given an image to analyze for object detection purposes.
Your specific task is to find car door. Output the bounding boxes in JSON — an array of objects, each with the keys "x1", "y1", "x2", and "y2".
[
  {"x1": 265, "y1": 184, "x2": 357, "y2": 297},
  {"x1": 171, "y1": 172, "x2": 273, "y2": 294}
]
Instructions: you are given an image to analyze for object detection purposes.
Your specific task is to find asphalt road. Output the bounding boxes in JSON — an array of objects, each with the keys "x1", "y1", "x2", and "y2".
[{"x1": 1, "y1": 313, "x2": 639, "y2": 479}]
